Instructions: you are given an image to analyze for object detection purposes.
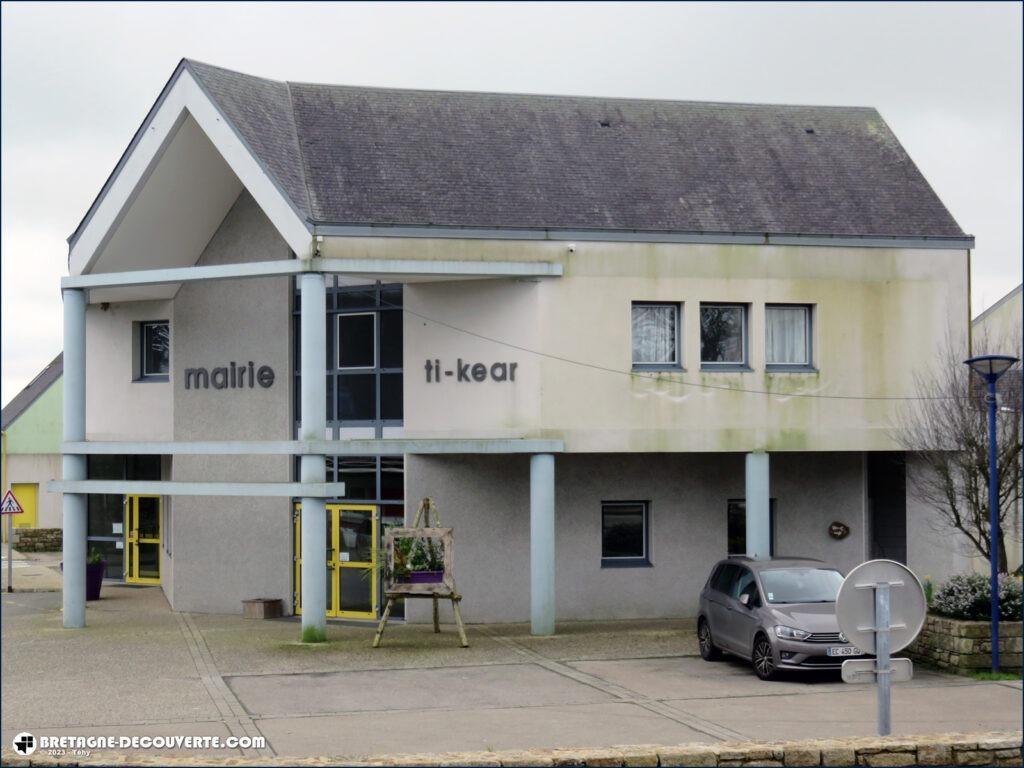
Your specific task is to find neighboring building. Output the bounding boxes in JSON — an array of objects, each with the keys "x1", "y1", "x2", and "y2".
[
  {"x1": 54, "y1": 60, "x2": 974, "y2": 633},
  {"x1": 2, "y1": 354, "x2": 63, "y2": 537},
  {"x1": 971, "y1": 283, "x2": 1023, "y2": 575},
  {"x1": 974, "y1": 283, "x2": 1022, "y2": 344}
]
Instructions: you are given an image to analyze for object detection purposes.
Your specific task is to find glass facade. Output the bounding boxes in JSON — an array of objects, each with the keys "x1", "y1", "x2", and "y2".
[
  {"x1": 292, "y1": 280, "x2": 406, "y2": 618},
  {"x1": 86, "y1": 454, "x2": 161, "y2": 580}
]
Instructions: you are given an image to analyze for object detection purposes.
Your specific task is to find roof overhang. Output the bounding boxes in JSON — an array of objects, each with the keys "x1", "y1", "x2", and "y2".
[
  {"x1": 68, "y1": 61, "x2": 313, "y2": 291},
  {"x1": 315, "y1": 223, "x2": 975, "y2": 250}
]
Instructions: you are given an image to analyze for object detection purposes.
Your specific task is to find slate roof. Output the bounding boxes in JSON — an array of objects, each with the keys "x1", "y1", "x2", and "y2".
[
  {"x1": 1, "y1": 353, "x2": 62, "y2": 431},
  {"x1": 86, "y1": 59, "x2": 972, "y2": 241}
]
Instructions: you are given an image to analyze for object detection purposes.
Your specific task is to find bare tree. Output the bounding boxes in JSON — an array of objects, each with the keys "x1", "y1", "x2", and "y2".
[{"x1": 894, "y1": 325, "x2": 1022, "y2": 573}]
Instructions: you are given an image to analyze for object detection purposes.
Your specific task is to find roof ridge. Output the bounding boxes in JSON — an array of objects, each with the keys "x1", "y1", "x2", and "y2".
[{"x1": 286, "y1": 78, "x2": 880, "y2": 113}]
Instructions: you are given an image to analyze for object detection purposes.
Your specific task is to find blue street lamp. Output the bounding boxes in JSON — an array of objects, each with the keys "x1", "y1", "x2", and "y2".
[{"x1": 963, "y1": 353, "x2": 1020, "y2": 672}]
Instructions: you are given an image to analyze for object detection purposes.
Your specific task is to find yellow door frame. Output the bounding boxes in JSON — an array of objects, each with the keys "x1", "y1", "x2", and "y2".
[
  {"x1": 126, "y1": 494, "x2": 161, "y2": 584},
  {"x1": 294, "y1": 503, "x2": 378, "y2": 619}
]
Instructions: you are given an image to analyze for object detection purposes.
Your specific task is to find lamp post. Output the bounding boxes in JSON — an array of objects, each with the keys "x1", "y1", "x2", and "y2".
[{"x1": 963, "y1": 353, "x2": 1020, "y2": 672}]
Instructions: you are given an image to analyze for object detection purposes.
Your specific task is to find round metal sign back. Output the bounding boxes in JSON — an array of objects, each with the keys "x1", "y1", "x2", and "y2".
[{"x1": 835, "y1": 559, "x2": 926, "y2": 654}]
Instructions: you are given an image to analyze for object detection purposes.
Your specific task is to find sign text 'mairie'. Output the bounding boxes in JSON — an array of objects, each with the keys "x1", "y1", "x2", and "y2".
[
  {"x1": 184, "y1": 362, "x2": 275, "y2": 390},
  {"x1": 424, "y1": 359, "x2": 518, "y2": 383}
]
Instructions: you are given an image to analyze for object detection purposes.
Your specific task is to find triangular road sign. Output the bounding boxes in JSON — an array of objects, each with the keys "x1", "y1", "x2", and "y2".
[{"x1": 1, "y1": 490, "x2": 24, "y2": 515}]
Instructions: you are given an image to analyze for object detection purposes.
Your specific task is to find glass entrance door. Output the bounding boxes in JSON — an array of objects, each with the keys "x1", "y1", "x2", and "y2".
[
  {"x1": 294, "y1": 504, "x2": 378, "y2": 619},
  {"x1": 125, "y1": 495, "x2": 161, "y2": 584}
]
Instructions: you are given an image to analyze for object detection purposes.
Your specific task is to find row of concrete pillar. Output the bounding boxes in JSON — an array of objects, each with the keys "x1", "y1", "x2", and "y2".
[{"x1": 59, "y1": 279, "x2": 772, "y2": 637}]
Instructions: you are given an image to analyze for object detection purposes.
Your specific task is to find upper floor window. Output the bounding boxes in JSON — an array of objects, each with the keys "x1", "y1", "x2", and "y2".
[
  {"x1": 139, "y1": 321, "x2": 169, "y2": 380},
  {"x1": 700, "y1": 304, "x2": 747, "y2": 368},
  {"x1": 766, "y1": 305, "x2": 812, "y2": 369},
  {"x1": 631, "y1": 302, "x2": 680, "y2": 369},
  {"x1": 311, "y1": 282, "x2": 403, "y2": 426}
]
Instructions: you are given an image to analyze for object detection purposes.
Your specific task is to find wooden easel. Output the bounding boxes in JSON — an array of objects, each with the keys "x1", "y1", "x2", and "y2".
[{"x1": 373, "y1": 498, "x2": 468, "y2": 648}]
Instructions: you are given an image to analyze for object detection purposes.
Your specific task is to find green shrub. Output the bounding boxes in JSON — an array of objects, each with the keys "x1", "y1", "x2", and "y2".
[{"x1": 931, "y1": 573, "x2": 1022, "y2": 621}]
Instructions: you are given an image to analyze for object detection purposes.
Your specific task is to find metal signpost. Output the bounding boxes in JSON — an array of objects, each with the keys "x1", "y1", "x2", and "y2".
[
  {"x1": 835, "y1": 559, "x2": 927, "y2": 736},
  {"x1": 1, "y1": 490, "x2": 25, "y2": 594}
]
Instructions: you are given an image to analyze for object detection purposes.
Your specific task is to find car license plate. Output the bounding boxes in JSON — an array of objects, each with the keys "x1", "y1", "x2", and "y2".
[{"x1": 827, "y1": 646, "x2": 862, "y2": 657}]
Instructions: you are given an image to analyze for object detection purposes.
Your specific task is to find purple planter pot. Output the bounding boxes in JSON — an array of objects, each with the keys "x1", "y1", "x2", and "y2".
[
  {"x1": 86, "y1": 562, "x2": 106, "y2": 601},
  {"x1": 61, "y1": 560, "x2": 107, "y2": 601},
  {"x1": 409, "y1": 570, "x2": 444, "y2": 584}
]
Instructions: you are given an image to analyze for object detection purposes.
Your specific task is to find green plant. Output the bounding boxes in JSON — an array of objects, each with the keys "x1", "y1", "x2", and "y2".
[
  {"x1": 87, "y1": 547, "x2": 106, "y2": 565},
  {"x1": 408, "y1": 536, "x2": 443, "y2": 572},
  {"x1": 931, "y1": 573, "x2": 1022, "y2": 621},
  {"x1": 385, "y1": 536, "x2": 415, "y2": 582},
  {"x1": 923, "y1": 576, "x2": 934, "y2": 607}
]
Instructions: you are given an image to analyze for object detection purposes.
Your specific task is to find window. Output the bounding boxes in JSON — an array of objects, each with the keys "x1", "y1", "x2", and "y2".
[
  {"x1": 139, "y1": 321, "x2": 169, "y2": 380},
  {"x1": 298, "y1": 282, "x2": 403, "y2": 427},
  {"x1": 766, "y1": 305, "x2": 812, "y2": 368},
  {"x1": 631, "y1": 303, "x2": 680, "y2": 368},
  {"x1": 700, "y1": 304, "x2": 747, "y2": 367},
  {"x1": 727, "y1": 499, "x2": 776, "y2": 557},
  {"x1": 601, "y1": 501, "x2": 650, "y2": 566},
  {"x1": 731, "y1": 567, "x2": 762, "y2": 607},
  {"x1": 338, "y1": 313, "x2": 376, "y2": 369},
  {"x1": 711, "y1": 562, "x2": 740, "y2": 593}
]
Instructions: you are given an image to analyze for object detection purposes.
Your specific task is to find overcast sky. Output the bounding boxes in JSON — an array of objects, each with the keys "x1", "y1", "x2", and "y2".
[{"x1": 2, "y1": 2, "x2": 1021, "y2": 403}]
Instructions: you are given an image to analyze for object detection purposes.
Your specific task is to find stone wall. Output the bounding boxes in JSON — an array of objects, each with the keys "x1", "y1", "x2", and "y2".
[
  {"x1": 908, "y1": 614, "x2": 1023, "y2": 674},
  {"x1": 12, "y1": 528, "x2": 62, "y2": 552}
]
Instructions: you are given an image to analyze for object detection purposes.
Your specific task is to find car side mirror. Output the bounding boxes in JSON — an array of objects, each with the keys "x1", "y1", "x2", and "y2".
[{"x1": 738, "y1": 593, "x2": 751, "y2": 607}]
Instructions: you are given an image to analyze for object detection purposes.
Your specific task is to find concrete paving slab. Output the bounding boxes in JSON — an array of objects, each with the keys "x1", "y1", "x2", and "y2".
[
  {"x1": 256, "y1": 701, "x2": 716, "y2": 759},
  {"x1": 227, "y1": 663, "x2": 613, "y2": 718},
  {"x1": 1, "y1": 551, "x2": 63, "y2": 592},
  {"x1": 483, "y1": 620, "x2": 698, "y2": 661},
  {"x1": 663, "y1": 680, "x2": 1024, "y2": 741},
  {"x1": 1, "y1": 676, "x2": 223, "y2": 731},
  {"x1": 197, "y1": 616, "x2": 516, "y2": 676},
  {"x1": 569, "y1": 656, "x2": 962, "y2": 701}
]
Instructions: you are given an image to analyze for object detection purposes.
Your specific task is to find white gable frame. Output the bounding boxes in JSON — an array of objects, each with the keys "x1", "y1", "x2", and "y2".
[{"x1": 68, "y1": 62, "x2": 313, "y2": 276}]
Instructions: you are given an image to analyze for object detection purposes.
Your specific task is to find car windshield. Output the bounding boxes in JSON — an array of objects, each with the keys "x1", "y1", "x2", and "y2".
[{"x1": 759, "y1": 568, "x2": 843, "y2": 604}]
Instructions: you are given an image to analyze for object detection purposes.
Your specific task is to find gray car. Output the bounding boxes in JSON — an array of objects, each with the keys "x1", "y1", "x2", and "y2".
[{"x1": 697, "y1": 557, "x2": 866, "y2": 680}]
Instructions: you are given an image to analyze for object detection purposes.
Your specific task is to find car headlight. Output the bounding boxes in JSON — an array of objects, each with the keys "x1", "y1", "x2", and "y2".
[{"x1": 774, "y1": 625, "x2": 811, "y2": 641}]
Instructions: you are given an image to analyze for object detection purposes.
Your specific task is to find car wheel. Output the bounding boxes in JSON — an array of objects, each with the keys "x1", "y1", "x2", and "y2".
[
  {"x1": 752, "y1": 634, "x2": 778, "y2": 680},
  {"x1": 698, "y1": 617, "x2": 722, "y2": 661}
]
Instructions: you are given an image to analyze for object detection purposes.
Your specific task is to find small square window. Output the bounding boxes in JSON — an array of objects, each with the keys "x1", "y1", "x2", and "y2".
[
  {"x1": 700, "y1": 304, "x2": 747, "y2": 367},
  {"x1": 766, "y1": 305, "x2": 812, "y2": 368},
  {"x1": 139, "y1": 321, "x2": 169, "y2": 379},
  {"x1": 601, "y1": 501, "x2": 650, "y2": 566},
  {"x1": 632, "y1": 303, "x2": 680, "y2": 368},
  {"x1": 727, "y1": 499, "x2": 776, "y2": 557}
]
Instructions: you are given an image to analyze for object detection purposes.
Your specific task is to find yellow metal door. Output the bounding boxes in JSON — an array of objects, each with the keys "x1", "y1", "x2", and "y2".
[
  {"x1": 336, "y1": 505, "x2": 378, "y2": 619},
  {"x1": 126, "y1": 495, "x2": 161, "y2": 584},
  {"x1": 9, "y1": 483, "x2": 38, "y2": 529},
  {"x1": 294, "y1": 503, "x2": 378, "y2": 619}
]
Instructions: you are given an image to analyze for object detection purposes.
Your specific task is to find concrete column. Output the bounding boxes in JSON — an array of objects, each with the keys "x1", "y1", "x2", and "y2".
[
  {"x1": 62, "y1": 289, "x2": 87, "y2": 628},
  {"x1": 530, "y1": 453, "x2": 555, "y2": 636},
  {"x1": 299, "y1": 273, "x2": 327, "y2": 642},
  {"x1": 745, "y1": 451, "x2": 771, "y2": 560}
]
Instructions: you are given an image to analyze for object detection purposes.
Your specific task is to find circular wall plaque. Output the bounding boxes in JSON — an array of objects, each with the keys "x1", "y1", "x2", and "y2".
[{"x1": 829, "y1": 521, "x2": 850, "y2": 540}]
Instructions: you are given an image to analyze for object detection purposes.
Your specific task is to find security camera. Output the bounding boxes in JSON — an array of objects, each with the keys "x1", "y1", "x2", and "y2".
[{"x1": 567, "y1": 243, "x2": 577, "y2": 253}]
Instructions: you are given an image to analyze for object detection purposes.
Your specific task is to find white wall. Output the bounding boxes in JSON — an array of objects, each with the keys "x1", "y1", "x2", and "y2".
[
  {"x1": 395, "y1": 239, "x2": 970, "y2": 453},
  {"x1": 85, "y1": 300, "x2": 173, "y2": 441}
]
